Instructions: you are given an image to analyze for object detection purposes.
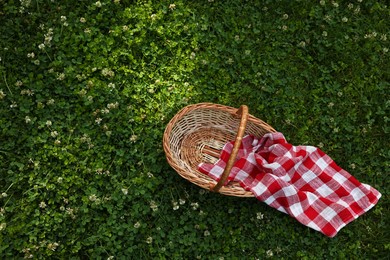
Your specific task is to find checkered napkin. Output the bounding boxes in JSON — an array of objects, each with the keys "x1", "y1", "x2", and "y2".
[{"x1": 198, "y1": 132, "x2": 381, "y2": 237}]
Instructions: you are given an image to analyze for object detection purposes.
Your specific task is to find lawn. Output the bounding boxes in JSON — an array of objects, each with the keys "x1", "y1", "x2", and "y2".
[{"x1": 0, "y1": 0, "x2": 389, "y2": 258}]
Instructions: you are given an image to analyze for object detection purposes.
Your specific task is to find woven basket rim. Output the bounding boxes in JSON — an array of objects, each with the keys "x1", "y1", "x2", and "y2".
[{"x1": 163, "y1": 103, "x2": 276, "y2": 197}]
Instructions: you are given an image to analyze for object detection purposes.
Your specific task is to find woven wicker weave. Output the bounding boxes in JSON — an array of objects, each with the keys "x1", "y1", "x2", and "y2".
[{"x1": 163, "y1": 103, "x2": 276, "y2": 197}]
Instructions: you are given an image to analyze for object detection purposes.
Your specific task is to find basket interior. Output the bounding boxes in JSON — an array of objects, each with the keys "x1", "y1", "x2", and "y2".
[{"x1": 168, "y1": 107, "x2": 270, "y2": 183}]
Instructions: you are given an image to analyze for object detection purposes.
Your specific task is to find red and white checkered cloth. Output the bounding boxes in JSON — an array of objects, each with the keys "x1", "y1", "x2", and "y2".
[{"x1": 198, "y1": 132, "x2": 381, "y2": 237}]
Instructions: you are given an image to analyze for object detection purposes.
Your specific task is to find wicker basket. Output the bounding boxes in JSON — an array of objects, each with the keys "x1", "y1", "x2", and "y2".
[{"x1": 163, "y1": 103, "x2": 276, "y2": 197}]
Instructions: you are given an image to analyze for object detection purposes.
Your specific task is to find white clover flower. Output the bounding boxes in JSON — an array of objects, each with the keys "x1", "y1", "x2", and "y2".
[
  {"x1": 57, "y1": 73, "x2": 65, "y2": 81},
  {"x1": 80, "y1": 17, "x2": 86, "y2": 23},
  {"x1": 20, "y1": 89, "x2": 34, "y2": 96},
  {"x1": 39, "y1": 201, "x2": 47, "y2": 208},
  {"x1": 172, "y1": 201, "x2": 179, "y2": 210},
  {"x1": 95, "y1": 118, "x2": 102, "y2": 124},
  {"x1": 1, "y1": 192, "x2": 7, "y2": 198},
  {"x1": 146, "y1": 237, "x2": 153, "y2": 244},
  {"x1": 134, "y1": 222, "x2": 141, "y2": 228},
  {"x1": 51, "y1": 131, "x2": 58, "y2": 137},
  {"x1": 383, "y1": 48, "x2": 389, "y2": 53},
  {"x1": 46, "y1": 120, "x2": 52, "y2": 126},
  {"x1": 20, "y1": 0, "x2": 31, "y2": 7},
  {"x1": 204, "y1": 230, "x2": 210, "y2": 236},
  {"x1": 95, "y1": 1, "x2": 102, "y2": 7},
  {"x1": 147, "y1": 172, "x2": 154, "y2": 178},
  {"x1": 38, "y1": 43, "x2": 45, "y2": 50},
  {"x1": 47, "y1": 99, "x2": 55, "y2": 105},
  {"x1": 322, "y1": 31, "x2": 328, "y2": 37},
  {"x1": 101, "y1": 108, "x2": 110, "y2": 114},
  {"x1": 342, "y1": 17, "x2": 348, "y2": 22},
  {"x1": 44, "y1": 36, "x2": 52, "y2": 44},
  {"x1": 256, "y1": 212, "x2": 264, "y2": 220},
  {"x1": 282, "y1": 13, "x2": 289, "y2": 19},
  {"x1": 332, "y1": 1, "x2": 339, "y2": 8},
  {"x1": 0, "y1": 223, "x2": 6, "y2": 231},
  {"x1": 169, "y1": 3, "x2": 176, "y2": 10},
  {"x1": 60, "y1": 16, "x2": 67, "y2": 22},
  {"x1": 54, "y1": 139, "x2": 61, "y2": 145},
  {"x1": 130, "y1": 135, "x2": 138, "y2": 142},
  {"x1": 25, "y1": 116, "x2": 31, "y2": 124},
  {"x1": 89, "y1": 194, "x2": 97, "y2": 202},
  {"x1": 150, "y1": 14, "x2": 157, "y2": 20},
  {"x1": 266, "y1": 249, "x2": 274, "y2": 257},
  {"x1": 15, "y1": 80, "x2": 23, "y2": 87},
  {"x1": 354, "y1": 7, "x2": 360, "y2": 14},
  {"x1": 34, "y1": 59, "x2": 40, "y2": 65},
  {"x1": 348, "y1": 3, "x2": 354, "y2": 9},
  {"x1": 0, "y1": 90, "x2": 6, "y2": 100},
  {"x1": 179, "y1": 199, "x2": 185, "y2": 205},
  {"x1": 107, "y1": 102, "x2": 119, "y2": 109},
  {"x1": 121, "y1": 188, "x2": 128, "y2": 195},
  {"x1": 47, "y1": 242, "x2": 59, "y2": 251},
  {"x1": 27, "y1": 52, "x2": 35, "y2": 58},
  {"x1": 101, "y1": 68, "x2": 115, "y2": 77},
  {"x1": 57, "y1": 177, "x2": 63, "y2": 183},
  {"x1": 150, "y1": 200, "x2": 158, "y2": 211},
  {"x1": 190, "y1": 52, "x2": 196, "y2": 59},
  {"x1": 191, "y1": 202, "x2": 199, "y2": 210},
  {"x1": 320, "y1": 0, "x2": 325, "y2": 5}
]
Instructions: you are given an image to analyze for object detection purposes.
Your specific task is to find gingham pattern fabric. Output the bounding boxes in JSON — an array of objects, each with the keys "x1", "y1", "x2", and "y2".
[{"x1": 198, "y1": 133, "x2": 381, "y2": 237}]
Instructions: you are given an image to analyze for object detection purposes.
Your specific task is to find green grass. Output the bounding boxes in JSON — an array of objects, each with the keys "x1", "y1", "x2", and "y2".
[{"x1": 0, "y1": 0, "x2": 389, "y2": 258}]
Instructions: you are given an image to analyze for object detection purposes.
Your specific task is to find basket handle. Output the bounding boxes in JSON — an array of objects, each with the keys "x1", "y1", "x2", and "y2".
[{"x1": 211, "y1": 105, "x2": 249, "y2": 193}]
